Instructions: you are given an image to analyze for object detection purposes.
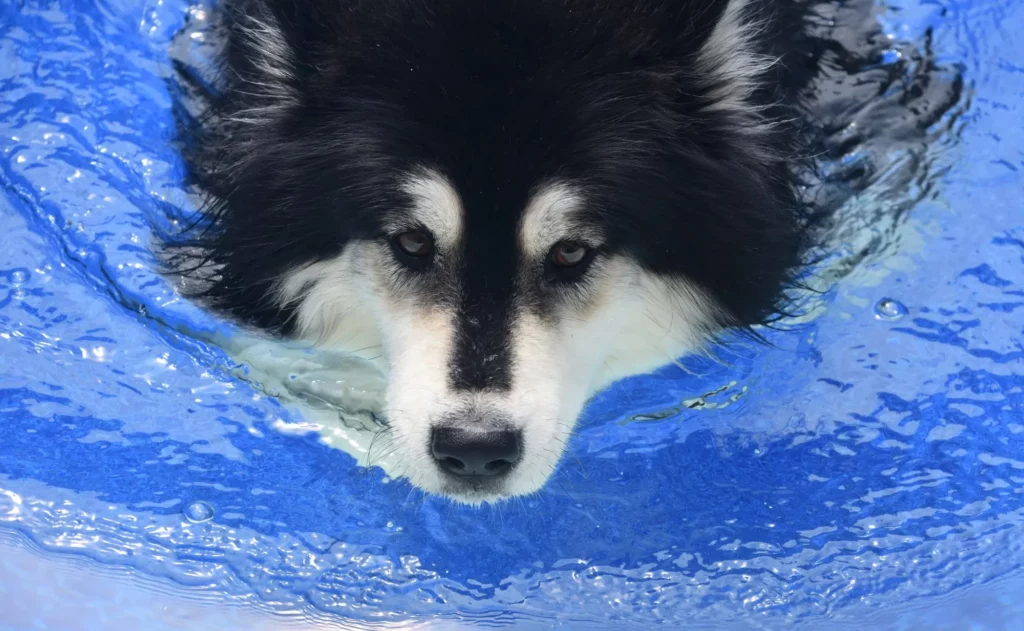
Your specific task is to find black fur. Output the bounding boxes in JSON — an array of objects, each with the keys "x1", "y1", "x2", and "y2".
[
  {"x1": 174, "y1": 0, "x2": 806, "y2": 344},
  {"x1": 169, "y1": 0, "x2": 962, "y2": 376}
]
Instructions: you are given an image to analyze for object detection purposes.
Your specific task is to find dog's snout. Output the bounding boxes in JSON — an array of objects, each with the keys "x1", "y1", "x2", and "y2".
[{"x1": 430, "y1": 427, "x2": 521, "y2": 478}]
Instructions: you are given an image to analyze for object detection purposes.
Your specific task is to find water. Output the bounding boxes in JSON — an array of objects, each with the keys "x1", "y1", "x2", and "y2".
[
  {"x1": 183, "y1": 500, "x2": 215, "y2": 523},
  {"x1": 0, "y1": 0, "x2": 1022, "y2": 629},
  {"x1": 874, "y1": 298, "x2": 908, "y2": 321}
]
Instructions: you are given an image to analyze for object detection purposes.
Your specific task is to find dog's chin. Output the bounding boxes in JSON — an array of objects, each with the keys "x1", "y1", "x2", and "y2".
[
  {"x1": 408, "y1": 469, "x2": 518, "y2": 506},
  {"x1": 437, "y1": 476, "x2": 516, "y2": 506}
]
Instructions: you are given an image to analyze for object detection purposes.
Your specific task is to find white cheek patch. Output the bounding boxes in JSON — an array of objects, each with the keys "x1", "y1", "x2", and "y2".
[
  {"x1": 377, "y1": 303, "x2": 462, "y2": 493},
  {"x1": 272, "y1": 244, "x2": 384, "y2": 361},
  {"x1": 518, "y1": 181, "x2": 604, "y2": 259},
  {"x1": 500, "y1": 311, "x2": 598, "y2": 497},
  {"x1": 510, "y1": 256, "x2": 722, "y2": 400},
  {"x1": 498, "y1": 256, "x2": 722, "y2": 495},
  {"x1": 396, "y1": 169, "x2": 463, "y2": 251},
  {"x1": 274, "y1": 243, "x2": 463, "y2": 494},
  {"x1": 594, "y1": 260, "x2": 723, "y2": 388}
]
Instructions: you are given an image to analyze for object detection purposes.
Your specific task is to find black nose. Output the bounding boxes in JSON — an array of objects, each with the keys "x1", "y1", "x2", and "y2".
[{"x1": 430, "y1": 427, "x2": 522, "y2": 478}]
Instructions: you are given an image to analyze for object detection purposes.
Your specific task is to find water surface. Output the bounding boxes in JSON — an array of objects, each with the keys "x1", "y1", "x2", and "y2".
[{"x1": 1, "y1": 0, "x2": 1023, "y2": 629}]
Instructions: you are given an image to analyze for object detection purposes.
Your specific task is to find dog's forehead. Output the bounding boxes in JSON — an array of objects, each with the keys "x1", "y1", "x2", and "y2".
[{"x1": 397, "y1": 171, "x2": 591, "y2": 258}]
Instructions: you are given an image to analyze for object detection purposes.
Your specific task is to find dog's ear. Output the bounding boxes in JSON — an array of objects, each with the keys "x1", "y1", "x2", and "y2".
[
  {"x1": 221, "y1": 0, "x2": 300, "y2": 121},
  {"x1": 621, "y1": 0, "x2": 770, "y2": 114},
  {"x1": 687, "y1": 0, "x2": 771, "y2": 116},
  {"x1": 630, "y1": 0, "x2": 773, "y2": 131},
  {"x1": 637, "y1": 0, "x2": 752, "y2": 55},
  {"x1": 682, "y1": 0, "x2": 739, "y2": 49}
]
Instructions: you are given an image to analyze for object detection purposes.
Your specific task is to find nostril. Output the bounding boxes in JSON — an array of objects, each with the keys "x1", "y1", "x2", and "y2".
[
  {"x1": 483, "y1": 458, "x2": 513, "y2": 476},
  {"x1": 440, "y1": 456, "x2": 466, "y2": 472},
  {"x1": 431, "y1": 427, "x2": 521, "y2": 478}
]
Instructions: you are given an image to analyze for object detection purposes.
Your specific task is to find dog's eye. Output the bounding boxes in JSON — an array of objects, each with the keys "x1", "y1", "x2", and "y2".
[
  {"x1": 394, "y1": 230, "x2": 434, "y2": 258},
  {"x1": 550, "y1": 242, "x2": 589, "y2": 268},
  {"x1": 545, "y1": 241, "x2": 595, "y2": 283}
]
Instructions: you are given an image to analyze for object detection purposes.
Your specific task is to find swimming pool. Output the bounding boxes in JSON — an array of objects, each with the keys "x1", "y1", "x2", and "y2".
[{"x1": 1, "y1": 0, "x2": 1023, "y2": 629}]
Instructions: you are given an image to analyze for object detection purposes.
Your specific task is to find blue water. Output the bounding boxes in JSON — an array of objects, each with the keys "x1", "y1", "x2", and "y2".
[{"x1": 1, "y1": 0, "x2": 1023, "y2": 629}]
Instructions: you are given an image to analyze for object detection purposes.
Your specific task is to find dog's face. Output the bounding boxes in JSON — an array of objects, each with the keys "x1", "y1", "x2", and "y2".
[
  {"x1": 185, "y1": 0, "x2": 802, "y2": 503},
  {"x1": 273, "y1": 172, "x2": 725, "y2": 502}
]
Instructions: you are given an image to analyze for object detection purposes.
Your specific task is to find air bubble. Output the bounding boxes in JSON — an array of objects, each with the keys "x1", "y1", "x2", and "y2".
[
  {"x1": 874, "y1": 298, "x2": 907, "y2": 321},
  {"x1": 183, "y1": 501, "x2": 214, "y2": 523},
  {"x1": 9, "y1": 270, "x2": 28, "y2": 284}
]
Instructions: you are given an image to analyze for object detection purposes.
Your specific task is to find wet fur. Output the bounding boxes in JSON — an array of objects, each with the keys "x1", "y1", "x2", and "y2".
[{"x1": 168, "y1": 0, "x2": 962, "y2": 502}]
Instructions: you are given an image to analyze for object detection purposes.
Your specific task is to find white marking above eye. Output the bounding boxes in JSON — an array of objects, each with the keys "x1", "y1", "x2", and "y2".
[
  {"x1": 395, "y1": 169, "x2": 464, "y2": 252},
  {"x1": 518, "y1": 181, "x2": 604, "y2": 260}
]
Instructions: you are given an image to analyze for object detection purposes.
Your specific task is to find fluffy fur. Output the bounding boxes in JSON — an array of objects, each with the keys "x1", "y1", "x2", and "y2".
[{"x1": 174, "y1": 0, "x2": 811, "y2": 503}]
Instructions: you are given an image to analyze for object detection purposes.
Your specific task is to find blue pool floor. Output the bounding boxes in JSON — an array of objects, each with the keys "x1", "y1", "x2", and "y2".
[{"x1": 2, "y1": 0, "x2": 1024, "y2": 629}]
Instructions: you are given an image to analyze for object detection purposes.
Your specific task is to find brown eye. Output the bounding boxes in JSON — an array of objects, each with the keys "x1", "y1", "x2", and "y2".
[
  {"x1": 395, "y1": 230, "x2": 434, "y2": 258},
  {"x1": 551, "y1": 242, "x2": 588, "y2": 267}
]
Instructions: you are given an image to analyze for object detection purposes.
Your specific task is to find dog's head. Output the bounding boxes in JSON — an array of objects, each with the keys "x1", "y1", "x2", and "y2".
[{"x1": 181, "y1": 0, "x2": 802, "y2": 503}]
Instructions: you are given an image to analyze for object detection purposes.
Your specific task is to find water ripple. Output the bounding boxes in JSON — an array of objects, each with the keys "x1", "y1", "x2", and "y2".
[{"x1": 1, "y1": 0, "x2": 1022, "y2": 628}]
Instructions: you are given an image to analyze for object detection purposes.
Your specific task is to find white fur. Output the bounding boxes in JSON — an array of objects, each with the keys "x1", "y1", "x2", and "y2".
[
  {"x1": 271, "y1": 171, "x2": 467, "y2": 496},
  {"x1": 375, "y1": 301, "x2": 461, "y2": 495},
  {"x1": 499, "y1": 256, "x2": 719, "y2": 499},
  {"x1": 595, "y1": 271, "x2": 721, "y2": 386},
  {"x1": 273, "y1": 247, "x2": 385, "y2": 360},
  {"x1": 695, "y1": 0, "x2": 776, "y2": 126},
  {"x1": 224, "y1": 5, "x2": 297, "y2": 126},
  {"x1": 518, "y1": 182, "x2": 604, "y2": 258},
  {"x1": 395, "y1": 170, "x2": 463, "y2": 251},
  {"x1": 274, "y1": 241, "x2": 464, "y2": 495}
]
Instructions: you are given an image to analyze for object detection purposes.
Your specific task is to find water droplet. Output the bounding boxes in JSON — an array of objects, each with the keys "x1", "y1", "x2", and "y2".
[
  {"x1": 9, "y1": 270, "x2": 28, "y2": 284},
  {"x1": 183, "y1": 501, "x2": 214, "y2": 523},
  {"x1": 874, "y1": 298, "x2": 907, "y2": 321}
]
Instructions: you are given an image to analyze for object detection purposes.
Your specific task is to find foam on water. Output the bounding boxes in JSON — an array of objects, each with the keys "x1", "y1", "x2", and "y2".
[{"x1": 1, "y1": 0, "x2": 1023, "y2": 629}]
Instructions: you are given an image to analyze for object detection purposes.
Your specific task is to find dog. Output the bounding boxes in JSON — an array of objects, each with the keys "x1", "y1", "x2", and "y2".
[{"x1": 171, "y1": 0, "x2": 848, "y2": 504}]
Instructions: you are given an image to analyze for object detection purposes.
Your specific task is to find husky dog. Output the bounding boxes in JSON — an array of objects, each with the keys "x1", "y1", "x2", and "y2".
[{"x1": 174, "y1": 0, "x2": 828, "y2": 504}]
